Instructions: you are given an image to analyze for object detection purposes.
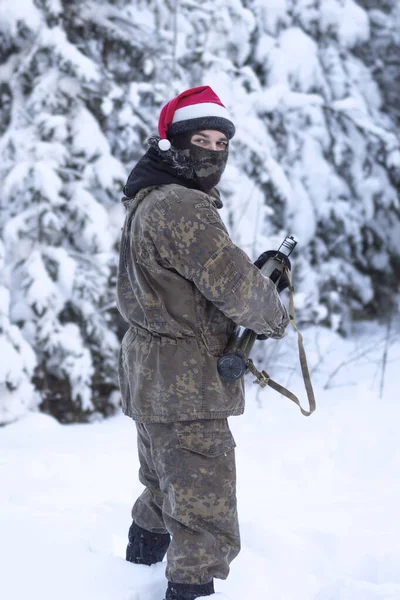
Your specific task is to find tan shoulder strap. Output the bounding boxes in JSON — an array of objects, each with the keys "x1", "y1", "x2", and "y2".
[{"x1": 248, "y1": 268, "x2": 316, "y2": 417}]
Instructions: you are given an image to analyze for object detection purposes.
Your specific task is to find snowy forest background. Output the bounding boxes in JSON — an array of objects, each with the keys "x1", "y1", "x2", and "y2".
[{"x1": 0, "y1": 0, "x2": 399, "y2": 425}]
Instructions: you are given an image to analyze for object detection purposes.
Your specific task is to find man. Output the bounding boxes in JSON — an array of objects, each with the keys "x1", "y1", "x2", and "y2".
[{"x1": 117, "y1": 86, "x2": 289, "y2": 600}]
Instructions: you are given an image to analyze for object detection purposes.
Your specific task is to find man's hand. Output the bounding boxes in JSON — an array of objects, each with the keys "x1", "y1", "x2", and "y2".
[
  {"x1": 254, "y1": 250, "x2": 291, "y2": 293},
  {"x1": 255, "y1": 250, "x2": 291, "y2": 340},
  {"x1": 257, "y1": 325, "x2": 287, "y2": 341}
]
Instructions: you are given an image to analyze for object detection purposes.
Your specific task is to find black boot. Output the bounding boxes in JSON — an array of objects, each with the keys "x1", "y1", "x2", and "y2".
[
  {"x1": 164, "y1": 581, "x2": 214, "y2": 600},
  {"x1": 126, "y1": 521, "x2": 170, "y2": 566}
]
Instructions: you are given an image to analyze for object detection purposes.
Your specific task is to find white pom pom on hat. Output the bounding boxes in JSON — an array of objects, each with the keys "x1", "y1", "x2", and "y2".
[
  {"x1": 158, "y1": 138, "x2": 171, "y2": 151},
  {"x1": 157, "y1": 85, "x2": 235, "y2": 151}
]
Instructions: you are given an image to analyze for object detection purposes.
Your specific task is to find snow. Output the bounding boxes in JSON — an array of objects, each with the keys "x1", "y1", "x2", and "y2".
[
  {"x1": 68, "y1": 185, "x2": 114, "y2": 254},
  {"x1": 41, "y1": 27, "x2": 100, "y2": 83},
  {"x1": 0, "y1": 291, "x2": 36, "y2": 379},
  {"x1": 1, "y1": 323, "x2": 400, "y2": 600},
  {"x1": 320, "y1": 0, "x2": 370, "y2": 49},
  {"x1": 338, "y1": 1, "x2": 370, "y2": 49},
  {"x1": 71, "y1": 107, "x2": 110, "y2": 157},
  {"x1": 276, "y1": 27, "x2": 322, "y2": 92},
  {"x1": 287, "y1": 177, "x2": 316, "y2": 245},
  {"x1": 0, "y1": 0, "x2": 42, "y2": 36},
  {"x1": 0, "y1": 239, "x2": 38, "y2": 424},
  {"x1": 3, "y1": 161, "x2": 34, "y2": 199},
  {"x1": 23, "y1": 251, "x2": 64, "y2": 316},
  {"x1": 255, "y1": 0, "x2": 288, "y2": 35}
]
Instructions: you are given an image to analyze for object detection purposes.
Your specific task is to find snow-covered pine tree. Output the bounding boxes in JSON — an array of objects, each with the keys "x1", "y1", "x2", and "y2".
[
  {"x1": 0, "y1": 0, "x2": 142, "y2": 422},
  {"x1": 218, "y1": 0, "x2": 400, "y2": 331},
  {"x1": 0, "y1": 236, "x2": 38, "y2": 424},
  {"x1": 365, "y1": 1, "x2": 399, "y2": 107},
  {"x1": 354, "y1": 0, "x2": 400, "y2": 316},
  {"x1": 356, "y1": 0, "x2": 400, "y2": 177}
]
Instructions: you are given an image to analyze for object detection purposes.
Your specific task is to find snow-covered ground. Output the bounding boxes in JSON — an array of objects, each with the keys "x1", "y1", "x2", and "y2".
[{"x1": 1, "y1": 323, "x2": 400, "y2": 600}]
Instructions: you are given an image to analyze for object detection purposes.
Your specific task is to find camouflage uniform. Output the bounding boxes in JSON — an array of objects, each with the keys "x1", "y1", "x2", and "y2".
[
  {"x1": 132, "y1": 419, "x2": 238, "y2": 584},
  {"x1": 117, "y1": 183, "x2": 288, "y2": 584}
]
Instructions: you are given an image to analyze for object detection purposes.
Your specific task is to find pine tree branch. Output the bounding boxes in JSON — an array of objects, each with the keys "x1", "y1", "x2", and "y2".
[{"x1": 323, "y1": 331, "x2": 398, "y2": 390}]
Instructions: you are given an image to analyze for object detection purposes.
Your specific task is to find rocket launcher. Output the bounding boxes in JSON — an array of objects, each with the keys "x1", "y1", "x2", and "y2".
[{"x1": 217, "y1": 235, "x2": 316, "y2": 417}]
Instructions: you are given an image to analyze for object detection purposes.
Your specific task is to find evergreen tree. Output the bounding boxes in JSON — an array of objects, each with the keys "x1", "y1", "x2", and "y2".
[
  {"x1": 230, "y1": 0, "x2": 400, "y2": 328},
  {"x1": 357, "y1": 0, "x2": 400, "y2": 165},
  {"x1": 0, "y1": 0, "x2": 128, "y2": 422}
]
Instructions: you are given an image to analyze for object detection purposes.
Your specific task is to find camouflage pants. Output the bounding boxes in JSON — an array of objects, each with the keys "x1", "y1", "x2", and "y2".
[{"x1": 131, "y1": 418, "x2": 241, "y2": 584}]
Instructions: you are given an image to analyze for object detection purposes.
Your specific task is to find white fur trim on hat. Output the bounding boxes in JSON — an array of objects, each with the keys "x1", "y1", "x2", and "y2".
[{"x1": 171, "y1": 102, "x2": 231, "y2": 124}]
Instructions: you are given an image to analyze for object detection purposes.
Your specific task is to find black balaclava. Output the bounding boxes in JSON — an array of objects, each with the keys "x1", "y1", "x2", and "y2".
[{"x1": 170, "y1": 131, "x2": 229, "y2": 193}]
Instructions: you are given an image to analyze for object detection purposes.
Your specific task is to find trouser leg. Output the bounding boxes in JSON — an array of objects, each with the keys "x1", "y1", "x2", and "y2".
[
  {"x1": 143, "y1": 419, "x2": 241, "y2": 585},
  {"x1": 127, "y1": 423, "x2": 170, "y2": 565},
  {"x1": 131, "y1": 422, "x2": 168, "y2": 534}
]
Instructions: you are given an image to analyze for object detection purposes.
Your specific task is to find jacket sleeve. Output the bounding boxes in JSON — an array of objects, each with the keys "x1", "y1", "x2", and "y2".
[{"x1": 151, "y1": 187, "x2": 289, "y2": 337}]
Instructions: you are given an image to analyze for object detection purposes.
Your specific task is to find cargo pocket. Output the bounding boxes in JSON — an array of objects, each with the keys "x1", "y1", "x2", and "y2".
[{"x1": 175, "y1": 419, "x2": 236, "y2": 458}]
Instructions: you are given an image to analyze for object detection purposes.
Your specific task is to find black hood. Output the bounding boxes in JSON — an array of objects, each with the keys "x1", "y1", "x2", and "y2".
[{"x1": 124, "y1": 139, "x2": 202, "y2": 198}]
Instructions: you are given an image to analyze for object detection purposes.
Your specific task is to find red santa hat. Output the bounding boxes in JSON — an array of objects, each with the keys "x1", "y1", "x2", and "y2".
[{"x1": 157, "y1": 86, "x2": 236, "y2": 151}]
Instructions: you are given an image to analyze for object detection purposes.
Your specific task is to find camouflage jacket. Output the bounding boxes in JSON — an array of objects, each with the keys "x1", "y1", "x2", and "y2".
[{"x1": 116, "y1": 183, "x2": 288, "y2": 423}]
